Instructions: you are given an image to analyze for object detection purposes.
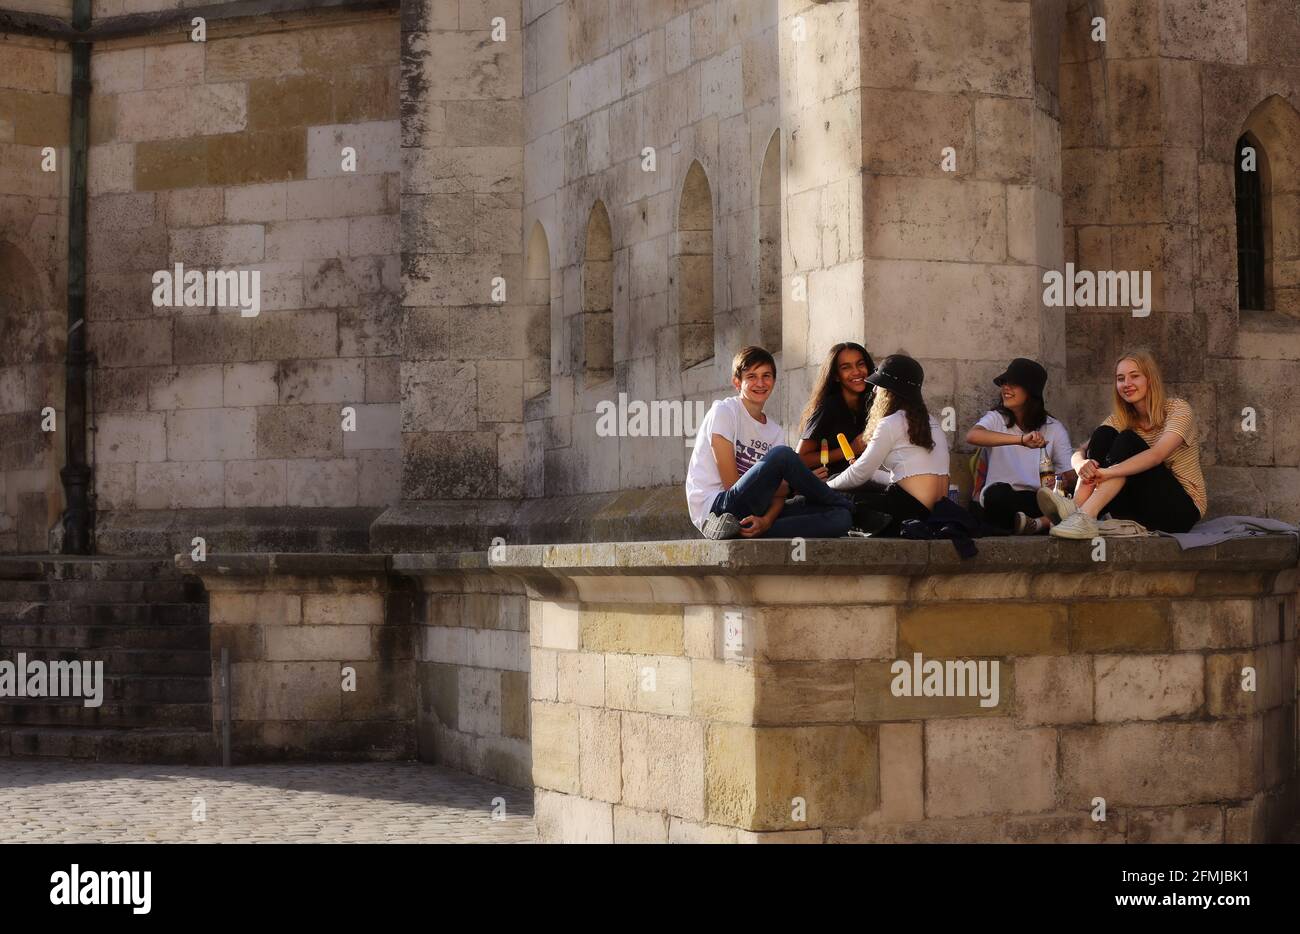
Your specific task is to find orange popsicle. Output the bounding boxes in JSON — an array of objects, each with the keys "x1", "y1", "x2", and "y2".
[
  {"x1": 836, "y1": 432, "x2": 856, "y2": 464},
  {"x1": 820, "y1": 439, "x2": 829, "y2": 467}
]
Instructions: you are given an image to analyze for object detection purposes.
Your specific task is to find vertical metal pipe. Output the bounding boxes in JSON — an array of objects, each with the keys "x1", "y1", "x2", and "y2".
[
  {"x1": 59, "y1": 0, "x2": 93, "y2": 554},
  {"x1": 221, "y1": 647, "x2": 231, "y2": 767}
]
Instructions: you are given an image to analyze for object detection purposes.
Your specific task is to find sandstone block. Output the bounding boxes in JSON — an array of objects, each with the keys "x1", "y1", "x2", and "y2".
[
  {"x1": 556, "y1": 651, "x2": 605, "y2": 707},
  {"x1": 457, "y1": 666, "x2": 501, "y2": 736},
  {"x1": 256, "y1": 404, "x2": 343, "y2": 458},
  {"x1": 691, "y1": 659, "x2": 755, "y2": 723},
  {"x1": 706, "y1": 722, "x2": 878, "y2": 831},
  {"x1": 1070, "y1": 601, "x2": 1171, "y2": 652},
  {"x1": 1013, "y1": 655, "x2": 1093, "y2": 725},
  {"x1": 230, "y1": 661, "x2": 339, "y2": 720},
  {"x1": 286, "y1": 458, "x2": 358, "y2": 507},
  {"x1": 755, "y1": 605, "x2": 895, "y2": 661},
  {"x1": 899, "y1": 603, "x2": 1065, "y2": 656},
  {"x1": 532, "y1": 701, "x2": 580, "y2": 794},
  {"x1": 117, "y1": 84, "x2": 246, "y2": 142},
  {"x1": 165, "y1": 407, "x2": 257, "y2": 461},
  {"x1": 223, "y1": 362, "x2": 278, "y2": 407},
  {"x1": 1060, "y1": 721, "x2": 1256, "y2": 806},
  {"x1": 264, "y1": 625, "x2": 371, "y2": 662},
  {"x1": 301, "y1": 593, "x2": 383, "y2": 626},
  {"x1": 579, "y1": 705, "x2": 621, "y2": 802},
  {"x1": 580, "y1": 603, "x2": 683, "y2": 655},
  {"x1": 605, "y1": 653, "x2": 691, "y2": 716},
  {"x1": 613, "y1": 804, "x2": 668, "y2": 843},
  {"x1": 224, "y1": 460, "x2": 287, "y2": 508},
  {"x1": 621, "y1": 711, "x2": 705, "y2": 820},
  {"x1": 530, "y1": 647, "x2": 558, "y2": 701},
  {"x1": 1094, "y1": 654, "x2": 1204, "y2": 722},
  {"x1": 250, "y1": 310, "x2": 338, "y2": 360},
  {"x1": 534, "y1": 789, "x2": 613, "y2": 844},
  {"x1": 143, "y1": 43, "x2": 204, "y2": 89},
  {"x1": 925, "y1": 718, "x2": 1056, "y2": 819},
  {"x1": 1127, "y1": 806, "x2": 1224, "y2": 844}
]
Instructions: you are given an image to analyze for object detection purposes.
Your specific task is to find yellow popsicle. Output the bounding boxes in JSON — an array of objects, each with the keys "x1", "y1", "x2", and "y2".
[{"x1": 836, "y1": 432, "x2": 856, "y2": 464}]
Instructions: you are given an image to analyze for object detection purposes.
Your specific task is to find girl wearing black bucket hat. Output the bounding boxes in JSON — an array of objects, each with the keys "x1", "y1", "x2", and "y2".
[
  {"x1": 965, "y1": 358, "x2": 1076, "y2": 534},
  {"x1": 825, "y1": 354, "x2": 950, "y2": 535}
]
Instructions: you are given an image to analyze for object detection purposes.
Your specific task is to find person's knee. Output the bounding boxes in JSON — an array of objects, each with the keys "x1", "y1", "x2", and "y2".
[
  {"x1": 1087, "y1": 425, "x2": 1118, "y2": 461},
  {"x1": 766, "y1": 444, "x2": 797, "y2": 464},
  {"x1": 1110, "y1": 429, "x2": 1148, "y2": 461},
  {"x1": 983, "y1": 483, "x2": 1013, "y2": 506}
]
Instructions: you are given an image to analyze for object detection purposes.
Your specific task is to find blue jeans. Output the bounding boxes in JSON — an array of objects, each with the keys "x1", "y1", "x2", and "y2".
[{"x1": 708, "y1": 445, "x2": 853, "y2": 538}]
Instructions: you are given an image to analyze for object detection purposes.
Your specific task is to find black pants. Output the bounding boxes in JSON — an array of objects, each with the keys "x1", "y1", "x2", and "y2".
[
  {"x1": 852, "y1": 484, "x2": 930, "y2": 537},
  {"x1": 981, "y1": 483, "x2": 1042, "y2": 530},
  {"x1": 1086, "y1": 426, "x2": 1200, "y2": 533}
]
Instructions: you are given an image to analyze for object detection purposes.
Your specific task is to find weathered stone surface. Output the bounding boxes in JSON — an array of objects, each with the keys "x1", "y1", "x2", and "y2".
[
  {"x1": 925, "y1": 719, "x2": 1056, "y2": 819},
  {"x1": 1060, "y1": 721, "x2": 1257, "y2": 806}
]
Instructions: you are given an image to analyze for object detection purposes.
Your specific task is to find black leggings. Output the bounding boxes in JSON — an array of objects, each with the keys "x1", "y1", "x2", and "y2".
[
  {"x1": 1086, "y1": 426, "x2": 1200, "y2": 533},
  {"x1": 851, "y1": 484, "x2": 931, "y2": 537},
  {"x1": 981, "y1": 483, "x2": 1042, "y2": 530}
]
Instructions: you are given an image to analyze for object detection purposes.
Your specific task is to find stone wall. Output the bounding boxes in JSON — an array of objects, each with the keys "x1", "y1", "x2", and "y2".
[
  {"x1": 85, "y1": 8, "x2": 402, "y2": 553},
  {"x1": 399, "y1": 555, "x2": 532, "y2": 788},
  {"x1": 195, "y1": 554, "x2": 416, "y2": 761},
  {"x1": 503, "y1": 537, "x2": 1298, "y2": 843},
  {"x1": 0, "y1": 36, "x2": 70, "y2": 553},
  {"x1": 1055, "y1": 0, "x2": 1300, "y2": 519}
]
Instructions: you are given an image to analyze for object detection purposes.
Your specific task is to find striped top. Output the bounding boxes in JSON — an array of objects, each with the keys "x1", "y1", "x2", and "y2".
[{"x1": 1103, "y1": 397, "x2": 1207, "y2": 517}]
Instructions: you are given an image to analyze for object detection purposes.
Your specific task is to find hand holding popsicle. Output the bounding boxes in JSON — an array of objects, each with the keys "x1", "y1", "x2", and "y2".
[{"x1": 836, "y1": 433, "x2": 856, "y2": 464}]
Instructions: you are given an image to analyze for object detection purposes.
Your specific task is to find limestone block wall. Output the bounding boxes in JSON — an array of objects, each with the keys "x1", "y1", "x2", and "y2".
[
  {"x1": 507, "y1": 538, "x2": 1298, "y2": 843},
  {"x1": 0, "y1": 36, "x2": 70, "y2": 553},
  {"x1": 85, "y1": 9, "x2": 402, "y2": 549},
  {"x1": 1055, "y1": 0, "x2": 1300, "y2": 520},
  {"x1": 194, "y1": 555, "x2": 417, "y2": 761},
  {"x1": 405, "y1": 562, "x2": 532, "y2": 788},
  {"x1": 397, "y1": 0, "x2": 528, "y2": 504},
  {"x1": 522, "y1": 0, "x2": 785, "y2": 498}
]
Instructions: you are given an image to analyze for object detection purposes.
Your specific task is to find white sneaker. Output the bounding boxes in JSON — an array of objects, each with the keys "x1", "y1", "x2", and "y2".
[
  {"x1": 701, "y1": 512, "x2": 740, "y2": 540},
  {"x1": 1049, "y1": 510, "x2": 1099, "y2": 540},
  {"x1": 1036, "y1": 486, "x2": 1077, "y2": 524}
]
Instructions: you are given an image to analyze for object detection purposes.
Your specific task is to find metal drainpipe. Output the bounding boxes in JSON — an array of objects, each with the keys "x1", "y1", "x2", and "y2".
[{"x1": 59, "y1": 0, "x2": 93, "y2": 555}]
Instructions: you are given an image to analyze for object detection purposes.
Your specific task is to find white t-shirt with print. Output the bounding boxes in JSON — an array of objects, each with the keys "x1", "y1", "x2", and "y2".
[
  {"x1": 974, "y1": 410, "x2": 1073, "y2": 505},
  {"x1": 684, "y1": 396, "x2": 787, "y2": 530}
]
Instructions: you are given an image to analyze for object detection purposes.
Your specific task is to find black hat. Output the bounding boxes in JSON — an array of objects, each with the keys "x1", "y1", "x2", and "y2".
[
  {"x1": 994, "y1": 358, "x2": 1048, "y2": 400},
  {"x1": 866, "y1": 354, "x2": 925, "y2": 404}
]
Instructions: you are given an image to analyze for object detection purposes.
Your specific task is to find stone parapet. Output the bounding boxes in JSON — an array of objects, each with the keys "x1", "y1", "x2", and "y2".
[{"x1": 490, "y1": 536, "x2": 1299, "y2": 843}]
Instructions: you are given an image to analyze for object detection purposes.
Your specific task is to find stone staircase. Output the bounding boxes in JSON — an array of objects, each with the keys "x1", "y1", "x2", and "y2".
[{"x1": 0, "y1": 556, "x2": 217, "y2": 763}]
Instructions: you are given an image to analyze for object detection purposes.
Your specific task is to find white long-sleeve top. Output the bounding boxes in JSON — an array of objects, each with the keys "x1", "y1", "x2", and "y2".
[{"x1": 827, "y1": 410, "x2": 949, "y2": 491}]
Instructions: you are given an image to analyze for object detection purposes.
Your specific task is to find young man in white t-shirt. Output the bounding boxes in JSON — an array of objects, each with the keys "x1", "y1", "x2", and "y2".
[{"x1": 685, "y1": 346, "x2": 853, "y2": 540}]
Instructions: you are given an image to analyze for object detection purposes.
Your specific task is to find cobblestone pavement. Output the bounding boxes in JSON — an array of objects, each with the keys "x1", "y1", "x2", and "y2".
[{"x1": 0, "y1": 761, "x2": 536, "y2": 843}]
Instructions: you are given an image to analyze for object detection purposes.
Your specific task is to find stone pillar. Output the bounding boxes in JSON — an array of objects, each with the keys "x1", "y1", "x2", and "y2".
[
  {"x1": 852, "y1": 0, "x2": 1063, "y2": 480},
  {"x1": 373, "y1": 0, "x2": 526, "y2": 550},
  {"x1": 776, "y1": 0, "x2": 868, "y2": 424}
]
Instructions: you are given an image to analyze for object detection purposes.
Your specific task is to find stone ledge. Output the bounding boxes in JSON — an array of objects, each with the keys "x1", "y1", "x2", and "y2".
[
  {"x1": 175, "y1": 552, "x2": 390, "y2": 577},
  {"x1": 99, "y1": 508, "x2": 380, "y2": 557},
  {"x1": 368, "y1": 487, "x2": 696, "y2": 553},
  {"x1": 486, "y1": 535, "x2": 1299, "y2": 577}
]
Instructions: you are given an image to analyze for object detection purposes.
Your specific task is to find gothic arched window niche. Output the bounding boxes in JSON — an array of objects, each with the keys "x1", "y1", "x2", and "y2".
[{"x1": 1236, "y1": 96, "x2": 1300, "y2": 317}]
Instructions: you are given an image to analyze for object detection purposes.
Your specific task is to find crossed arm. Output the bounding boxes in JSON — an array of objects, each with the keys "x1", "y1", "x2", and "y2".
[{"x1": 1072, "y1": 429, "x2": 1183, "y2": 482}]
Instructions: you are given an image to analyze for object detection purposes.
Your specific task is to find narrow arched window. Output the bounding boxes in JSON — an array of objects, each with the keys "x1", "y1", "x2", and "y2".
[
  {"x1": 675, "y1": 162, "x2": 714, "y2": 371},
  {"x1": 582, "y1": 203, "x2": 613, "y2": 387},
  {"x1": 758, "y1": 131, "x2": 782, "y2": 352},
  {"x1": 525, "y1": 221, "x2": 552, "y2": 399},
  {"x1": 1235, "y1": 134, "x2": 1266, "y2": 311}
]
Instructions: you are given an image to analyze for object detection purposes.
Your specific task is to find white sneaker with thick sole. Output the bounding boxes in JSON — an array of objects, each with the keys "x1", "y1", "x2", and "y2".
[
  {"x1": 1049, "y1": 510, "x2": 1100, "y2": 540},
  {"x1": 700, "y1": 512, "x2": 741, "y2": 540},
  {"x1": 1036, "y1": 486, "x2": 1077, "y2": 524}
]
